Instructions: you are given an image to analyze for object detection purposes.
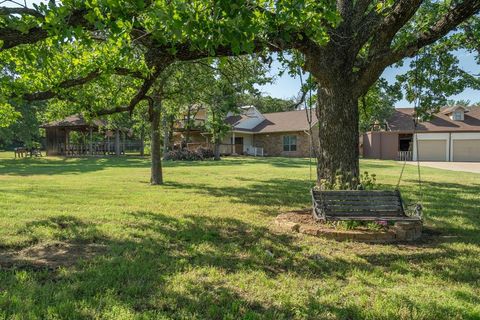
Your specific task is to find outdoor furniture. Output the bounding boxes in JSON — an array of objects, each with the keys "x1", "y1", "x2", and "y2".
[
  {"x1": 14, "y1": 147, "x2": 28, "y2": 158},
  {"x1": 311, "y1": 189, "x2": 422, "y2": 222},
  {"x1": 29, "y1": 148, "x2": 43, "y2": 157}
]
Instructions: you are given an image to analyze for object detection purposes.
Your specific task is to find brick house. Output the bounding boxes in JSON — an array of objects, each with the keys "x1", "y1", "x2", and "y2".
[{"x1": 173, "y1": 106, "x2": 319, "y2": 157}]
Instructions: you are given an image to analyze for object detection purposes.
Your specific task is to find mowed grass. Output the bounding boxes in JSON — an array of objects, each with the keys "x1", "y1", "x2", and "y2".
[{"x1": 0, "y1": 152, "x2": 479, "y2": 319}]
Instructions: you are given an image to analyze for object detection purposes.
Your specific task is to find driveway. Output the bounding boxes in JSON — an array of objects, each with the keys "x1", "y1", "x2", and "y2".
[{"x1": 404, "y1": 161, "x2": 480, "y2": 174}]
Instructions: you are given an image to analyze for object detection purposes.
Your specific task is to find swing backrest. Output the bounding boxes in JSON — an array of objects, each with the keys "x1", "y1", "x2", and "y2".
[{"x1": 311, "y1": 189, "x2": 420, "y2": 221}]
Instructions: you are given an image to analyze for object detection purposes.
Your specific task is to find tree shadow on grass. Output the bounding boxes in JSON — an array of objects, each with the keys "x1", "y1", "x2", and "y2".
[
  {"x1": 1, "y1": 212, "x2": 480, "y2": 318},
  {"x1": 401, "y1": 179, "x2": 480, "y2": 237},
  {"x1": 0, "y1": 156, "x2": 151, "y2": 176},
  {"x1": 164, "y1": 178, "x2": 313, "y2": 212},
  {"x1": 0, "y1": 156, "x2": 312, "y2": 177}
]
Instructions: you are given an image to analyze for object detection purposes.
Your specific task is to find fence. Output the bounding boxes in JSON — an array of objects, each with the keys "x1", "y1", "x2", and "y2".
[{"x1": 398, "y1": 150, "x2": 413, "y2": 161}]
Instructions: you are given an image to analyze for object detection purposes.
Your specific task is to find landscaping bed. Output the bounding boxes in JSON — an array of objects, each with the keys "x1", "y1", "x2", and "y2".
[{"x1": 274, "y1": 210, "x2": 422, "y2": 242}]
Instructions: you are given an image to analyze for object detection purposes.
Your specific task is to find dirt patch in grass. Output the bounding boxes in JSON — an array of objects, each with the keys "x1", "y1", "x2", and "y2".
[{"x1": 0, "y1": 241, "x2": 107, "y2": 270}]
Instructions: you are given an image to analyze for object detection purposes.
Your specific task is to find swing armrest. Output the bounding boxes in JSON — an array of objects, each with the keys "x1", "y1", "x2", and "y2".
[
  {"x1": 404, "y1": 203, "x2": 423, "y2": 219},
  {"x1": 413, "y1": 204, "x2": 423, "y2": 218}
]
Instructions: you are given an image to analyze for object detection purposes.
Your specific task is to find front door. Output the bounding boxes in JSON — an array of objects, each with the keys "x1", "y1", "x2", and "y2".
[{"x1": 232, "y1": 137, "x2": 243, "y2": 154}]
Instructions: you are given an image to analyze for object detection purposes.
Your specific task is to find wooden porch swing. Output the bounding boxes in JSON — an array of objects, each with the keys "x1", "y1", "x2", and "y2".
[
  {"x1": 297, "y1": 65, "x2": 424, "y2": 223},
  {"x1": 310, "y1": 114, "x2": 423, "y2": 222}
]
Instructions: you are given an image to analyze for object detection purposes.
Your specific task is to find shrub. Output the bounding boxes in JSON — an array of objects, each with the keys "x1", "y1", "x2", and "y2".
[
  {"x1": 163, "y1": 147, "x2": 214, "y2": 161},
  {"x1": 196, "y1": 147, "x2": 214, "y2": 160},
  {"x1": 330, "y1": 220, "x2": 389, "y2": 231},
  {"x1": 315, "y1": 170, "x2": 377, "y2": 191}
]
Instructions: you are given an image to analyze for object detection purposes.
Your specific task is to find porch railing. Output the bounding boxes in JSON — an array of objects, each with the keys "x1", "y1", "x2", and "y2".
[
  {"x1": 218, "y1": 144, "x2": 243, "y2": 154},
  {"x1": 186, "y1": 142, "x2": 209, "y2": 151},
  {"x1": 219, "y1": 144, "x2": 235, "y2": 155},
  {"x1": 246, "y1": 147, "x2": 264, "y2": 157},
  {"x1": 58, "y1": 141, "x2": 143, "y2": 156},
  {"x1": 398, "y1": 150, "x2": 413, "y2": 161}
]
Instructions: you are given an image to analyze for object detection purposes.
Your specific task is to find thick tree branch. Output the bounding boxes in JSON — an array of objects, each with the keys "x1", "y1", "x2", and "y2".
[
  {"x1": 0, "y1": 8, "x2": 90, "y2": 50},
  {"x1": 113, "y1": 67, "x2": 146, "y2": 79},
  {"x1": 0, "y1": 26, "x2": 48, "y2": 50},
  {"x1": 0, "y1": 6, "x2": 44, "y2": 18},
  {"x1": 95, "y1": 68, "x2": 162, "y2": 116},
  {"x1": 22, "y1": 70, "x2": 101, "y2": 101},
  {"x1": 353, "y1": 0, "x2": 373, "y2": 20},
  {"x1": 354, "y1": 0, "x2": 480, "y2": 96},
  {"x1": 362, "y1": 0, "x2": 423, "y2": 57},
  {"x1": 19, "y1": 67, "x2": 145, "y2": 101}
]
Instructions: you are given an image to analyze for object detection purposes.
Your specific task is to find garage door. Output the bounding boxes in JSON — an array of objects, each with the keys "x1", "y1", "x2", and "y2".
[
  {"x1": 417, "y1": 140, "x2": 446, "y2": 161},
  {"x1": 453, "y1": 140, "x2": 480, "y2": 162}
]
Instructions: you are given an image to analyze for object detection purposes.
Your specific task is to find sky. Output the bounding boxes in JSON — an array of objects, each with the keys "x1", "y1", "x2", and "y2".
[
  {"x1": 9, "y1": 0, "x2": 480, "y2": 107},
  {"x1": 257, "y1": 52, "x2": 480, "y2": 107}
]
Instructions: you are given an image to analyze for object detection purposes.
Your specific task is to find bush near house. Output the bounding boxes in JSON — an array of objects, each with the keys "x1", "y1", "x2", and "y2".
[{"x1": 163, "y1": 147, "x2": 214, "y2": 161}]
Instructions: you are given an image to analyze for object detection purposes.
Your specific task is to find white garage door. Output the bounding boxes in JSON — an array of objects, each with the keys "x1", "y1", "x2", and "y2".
[
  {"x1": 417, "y1": 140, "x2": 446, "y2": 161},
  {"x1": 453, "y1": 140, "x2": 480, "y2": 162}
]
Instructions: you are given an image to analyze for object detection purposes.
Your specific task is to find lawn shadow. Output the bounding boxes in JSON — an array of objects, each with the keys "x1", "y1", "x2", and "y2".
[
  {"x1": 164, "y1": 177, "x2": 313, "y2": 212},
  {"x1": 0, "y1": 156, "x2": 151, "y2": 176},
  {"x1": 0, "y1": 156, "x2": 311, "y2": 177},
  {"x1": 402, "y1": 179, "x2": 480, "y2": 237},
  {"x1": 1, "y1": 211, "x2": 479, "y2": 318}
]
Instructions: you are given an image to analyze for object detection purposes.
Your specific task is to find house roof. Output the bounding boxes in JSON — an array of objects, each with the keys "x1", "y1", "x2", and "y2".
[
  {"x1": 41, "y1": 114, "x2": 107, "y2": 129},
  {"x1": 440, "y1": 105, "x2": 469, "y2": 115},
  {"x1": 387, "y1": 107, "x2": 480, "y2": 133},
  {"x1": 225, "y1": 114, "x2": 249, "y2": 126},
  {"x1": 227, "y1": 109, "x2": 318, "y2": 133}
]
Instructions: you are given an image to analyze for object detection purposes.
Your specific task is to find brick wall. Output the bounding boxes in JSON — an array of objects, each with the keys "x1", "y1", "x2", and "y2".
[{"x1": 253, "y1": 127, "x2": 319, "y2": 157}]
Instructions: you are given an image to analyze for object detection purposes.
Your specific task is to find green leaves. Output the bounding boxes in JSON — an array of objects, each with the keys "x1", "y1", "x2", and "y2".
[
  {"x1": 0, "y1": 103, "x2": 20, "y2": 128},
  {"x1": 359, "y1": 79, "x2": 400, "y2": 133},
  {"x1": 397, "y1": 41, "x2": 480, "y2": 117}
]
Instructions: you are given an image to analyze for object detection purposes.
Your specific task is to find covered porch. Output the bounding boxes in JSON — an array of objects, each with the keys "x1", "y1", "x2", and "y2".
[
  {"x1": 180, "y1": 131, "x2": 264, "y2": 156},
  {"x1": 41, "y1": 114, "x2": 142, "y2": 156},
  {"x1": 219, "y1": 131, "x2": 263, "y2": 156}
]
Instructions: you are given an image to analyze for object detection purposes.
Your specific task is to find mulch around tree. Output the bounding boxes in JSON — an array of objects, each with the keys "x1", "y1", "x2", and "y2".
[{"x1": 272, "y1": 210, "x2": 399, "y2": 243}]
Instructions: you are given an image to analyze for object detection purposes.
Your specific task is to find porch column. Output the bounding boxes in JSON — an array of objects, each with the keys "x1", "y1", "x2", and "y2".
[
  {"x1": 89, "y1": 127, "x2": 93, "y2": 155},
  {"x1": 65, "y1": 129, "x2": 69, "y2": 156},
  {"x1": 232, "y1": 131, "x2": 236, "y2": 155},
  {"x1": 122, "y1": 131, "x2": 126, "y2": 155},
  {"x1": 115, "y1": 129, "x2": 120, "y2": 156}
]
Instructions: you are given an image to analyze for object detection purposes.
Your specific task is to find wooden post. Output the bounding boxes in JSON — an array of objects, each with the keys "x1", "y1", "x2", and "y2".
[
  {"x1": 89, "y1": 127, "x2": 93, "y2": 155},
  {"x1": 122, "y1": 131, "x2": 126, "y2": 155},
  {"x1": 231, "y1": 131, "x2": 236, "y2": 155},
  {"x1": 65, "y1": 129, "x2": 69, "y2": 156},
  {"x1": 115, "y1": 129, "x2": 120, "y2": 156}
]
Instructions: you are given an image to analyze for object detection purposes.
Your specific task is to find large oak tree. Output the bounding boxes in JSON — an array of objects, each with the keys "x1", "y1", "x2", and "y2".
[{"x1": 2, "y1": 0, "x2": 480, "y2": 188}]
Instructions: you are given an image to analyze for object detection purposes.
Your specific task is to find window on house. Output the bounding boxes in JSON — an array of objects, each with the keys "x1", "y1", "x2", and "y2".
[
  {"x1": 283, "y1": 135, "x2": 297, "y2": 152},
  {"x1": 452, "y1": 111, "x2": 463, "y2": 121}
]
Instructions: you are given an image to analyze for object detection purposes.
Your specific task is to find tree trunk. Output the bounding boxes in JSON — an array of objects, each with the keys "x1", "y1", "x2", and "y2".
[
  {"x1": 150, "y1": 100, "x2": 163, "y2": 185},
  {"x1": 214, "y1": 139, "x2": 221, "y2": 161},
  {"x1": 316, "y1": 85, "x2": 359, "y2": 189},
  {"x1": 139, "y1": 125, "x2": 145, "y2": 156},
  {"x1": 115, "y1": 129, "x2": 121, "y2": 156}
]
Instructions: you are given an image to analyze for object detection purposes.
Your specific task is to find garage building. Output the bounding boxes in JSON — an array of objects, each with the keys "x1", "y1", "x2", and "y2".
[{"x1": 362, "y1": 106, "x2": 480, "y2": 162}]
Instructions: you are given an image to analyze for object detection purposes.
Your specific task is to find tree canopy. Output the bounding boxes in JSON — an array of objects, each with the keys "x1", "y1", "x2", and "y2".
[{"x1": 1, "y1": 0, "x2": 480, "y2": 186}]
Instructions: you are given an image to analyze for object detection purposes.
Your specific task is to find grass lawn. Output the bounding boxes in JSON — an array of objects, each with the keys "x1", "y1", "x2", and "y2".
[{"x1": 0, "y1": 152, "x2": 479, "y2": 319}]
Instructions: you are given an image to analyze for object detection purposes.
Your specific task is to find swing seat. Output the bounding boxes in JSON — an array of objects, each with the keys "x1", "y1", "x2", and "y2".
[{"x1": 311, "y1": 189, "x2": 422, "y2": 221}]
